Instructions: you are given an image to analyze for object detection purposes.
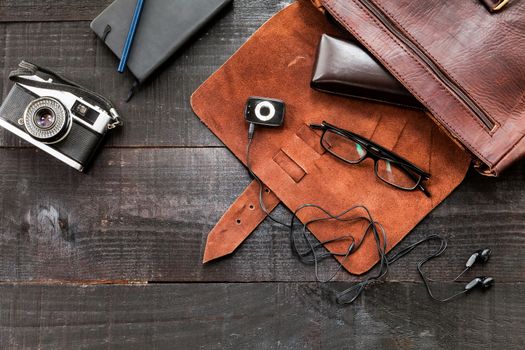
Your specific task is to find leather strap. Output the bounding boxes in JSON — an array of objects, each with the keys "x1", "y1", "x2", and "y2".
[{"x1": 203, "y1": 179, "x2": 280, "y2": 263}]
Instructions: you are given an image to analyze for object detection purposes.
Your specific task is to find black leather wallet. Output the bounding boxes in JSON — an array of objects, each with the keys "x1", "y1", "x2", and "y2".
[{"x1": 311, "y1": 34, "x2": 423, "y2": 109}]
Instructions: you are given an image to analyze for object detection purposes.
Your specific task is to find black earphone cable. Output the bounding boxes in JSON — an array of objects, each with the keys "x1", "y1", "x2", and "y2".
[
  {"x1": 451, "y1": 267, "x2": 470, "y2": 281},
  {"x1": 425, "y1": 266, "x2": 469, "y2": 283},
  {"x1": 246, "y1": 125, "x2": 390, "y2": 303},
  {"x1": 246, "y1": 136, "x2": 291, "y2": 228},
  {"x1": 246, "y1": 124, "x2": 480, "y2": 304},
  {"x1": 290, "y1": 204, "x2": 386, "y2": 284},
  {"x1": 388, "y1": 234, "x2": 470, "y2": 302}
]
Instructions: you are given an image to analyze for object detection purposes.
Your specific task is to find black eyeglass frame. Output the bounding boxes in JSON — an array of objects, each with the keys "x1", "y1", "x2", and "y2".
[{"x1": 310, "y1": 121, "x2": 431, "y2": 197}]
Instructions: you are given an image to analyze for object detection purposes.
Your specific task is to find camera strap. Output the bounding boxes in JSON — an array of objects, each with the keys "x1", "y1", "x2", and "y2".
[{"x1": 8, "y1": 61, "x2": 122, "y2": 129}]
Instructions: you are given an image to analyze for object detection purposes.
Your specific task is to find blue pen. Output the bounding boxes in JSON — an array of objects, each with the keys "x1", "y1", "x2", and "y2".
[{"x1": 118, "y1": 0, "x2": 145, "y2": 73}]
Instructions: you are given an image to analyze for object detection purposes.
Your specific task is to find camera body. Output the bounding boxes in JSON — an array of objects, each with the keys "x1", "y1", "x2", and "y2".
[
  {"x1": 244, "y1": 97, "x2": 285, "y2": 127},
  {"x1": 0, "y1": 75, "x2": 113, "y2": 171}
]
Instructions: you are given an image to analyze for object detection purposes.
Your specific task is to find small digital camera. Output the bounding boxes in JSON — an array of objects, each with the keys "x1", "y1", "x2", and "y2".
[
  {"x1": 244, "y1": 97, "x2": 285, "y2": 127},
  {"x1": 0, "y1": 64, "x2": 120, "y2": 172}
]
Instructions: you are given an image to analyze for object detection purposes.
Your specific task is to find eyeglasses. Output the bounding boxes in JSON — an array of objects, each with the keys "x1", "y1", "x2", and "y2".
[{"x1": 310, "y1": 121, "x2": 431, "y2": 197}]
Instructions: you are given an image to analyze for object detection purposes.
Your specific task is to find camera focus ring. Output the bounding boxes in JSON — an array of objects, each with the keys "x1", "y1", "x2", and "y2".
[{"x1": 23, "y1": 97, "x2": 71, "y2": 143}]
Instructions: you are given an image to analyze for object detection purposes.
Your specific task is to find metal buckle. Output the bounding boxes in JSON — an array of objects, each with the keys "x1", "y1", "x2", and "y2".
[
  {"x1": 107, "y1": 118, "x2": 122, "y2": 129},
  {"x1": 107, "y1": 108, "x2": 123, "y2": 129},
  {"x1": 493, "y1": 0, "x2": 510, "y2": 11}
]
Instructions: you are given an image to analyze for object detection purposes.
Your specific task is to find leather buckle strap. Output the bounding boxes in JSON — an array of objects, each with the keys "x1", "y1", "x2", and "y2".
[{"x1": 202, "y1": 180, "x2": 280, "y2": 263}]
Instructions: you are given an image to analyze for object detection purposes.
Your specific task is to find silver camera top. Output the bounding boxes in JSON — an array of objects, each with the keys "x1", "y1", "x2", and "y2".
[{"x1": 18, "y1": 74, "x2": 113, "y2": 136}]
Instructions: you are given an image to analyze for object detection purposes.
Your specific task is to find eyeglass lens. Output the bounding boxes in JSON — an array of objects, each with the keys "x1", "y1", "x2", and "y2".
[
  {"x1": 322, "y1": 129, "x2": 367, "y2": 163},
  {"x1": 375, "y1": 159, "x2": 421, "y2": 190},
  {"x1": 323, "y1": 129, "x2": 421, "y2": 189}
]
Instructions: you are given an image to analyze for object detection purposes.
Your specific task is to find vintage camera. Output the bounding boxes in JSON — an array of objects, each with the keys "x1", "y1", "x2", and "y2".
[
  {"x1": 0, "y1": 64, "x2": 120, "y2": 172},
  {"x1": 244, "y1": 97, "x2": 285, "y2": 127}
]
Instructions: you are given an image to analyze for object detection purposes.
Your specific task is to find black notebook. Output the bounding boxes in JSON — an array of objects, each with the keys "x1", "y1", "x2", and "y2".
[{"x1": 91, "y1": 0, "x2": 232, "y2": 84}]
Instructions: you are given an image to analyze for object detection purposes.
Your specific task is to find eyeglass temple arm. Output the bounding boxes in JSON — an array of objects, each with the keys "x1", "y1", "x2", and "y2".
[
  {"x1": 309, "y1": 123, "x2": 325, "y2": 130},
  {"x1": 418, "y1": 183, "x2": 431, "y2": 198}
]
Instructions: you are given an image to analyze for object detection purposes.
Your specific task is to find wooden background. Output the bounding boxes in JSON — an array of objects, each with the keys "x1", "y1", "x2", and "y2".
[{"x1": 0, "y1": 0, "x2": 523, "y2": 349}]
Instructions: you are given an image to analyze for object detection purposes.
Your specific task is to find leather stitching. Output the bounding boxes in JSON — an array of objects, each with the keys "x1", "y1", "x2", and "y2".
[
  {"x1": 428, "y1": 125, "x2": 434, "y2": 207},
  {"x1": 347, "y1": 0, "x2": 490, "y2": 134},
  {"x1": 370, "y1": 0, "x2": 499, "y2": 133},
  {"x1": 322, "y1": 0, "x2": 491, "y2": 166}
]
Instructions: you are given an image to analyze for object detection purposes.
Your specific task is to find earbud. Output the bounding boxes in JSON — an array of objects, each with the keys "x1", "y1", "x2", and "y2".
[
  {"x1": 465, "y1": 276, "x2": 495, "y2": 291},
  {"x1": 451, "y1": 248, "x2": 492, "y2": 282},
  {"x1": 465, "y1": 248, "x2": 491, "y2": 268}
]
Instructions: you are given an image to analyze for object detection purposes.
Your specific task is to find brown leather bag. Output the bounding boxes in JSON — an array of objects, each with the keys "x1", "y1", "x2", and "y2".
[{"x1": 315, "y1": 0, "x2": 525, "y2": 176}]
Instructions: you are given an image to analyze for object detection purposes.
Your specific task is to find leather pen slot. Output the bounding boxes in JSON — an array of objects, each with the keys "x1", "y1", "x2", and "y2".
[
  {"x1": 273, "y1": 150, "x2": 307, "y2": 183},
  {"x1": 296, "y1": 124, "x2": 326, "y2": 155}
]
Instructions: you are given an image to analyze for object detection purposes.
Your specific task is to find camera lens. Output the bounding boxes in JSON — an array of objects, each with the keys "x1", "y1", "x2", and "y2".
[
  {"x1": 23, "y1": 97, "x2": 71, "y2": 144},
  {"x1": 34, "y1": 108, "x2": 56, "y2": 129}
]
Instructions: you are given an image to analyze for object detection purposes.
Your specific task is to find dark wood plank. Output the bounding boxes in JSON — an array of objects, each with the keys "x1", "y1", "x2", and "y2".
[
  {"x1": 0, "y1": 0, "x2": 293, "y2": 22},
  {"x1": 0, "y1": 0, "x2": 293, "y2": 147},
  {"x1": 0, "y1": 1, "x2": 113, "y2": 22},
  {"x1": 0, "y1": 147, "x2": 523, "y2": 283},
  {"x1": 0, "y1": 19, "x2": 221, "y2": 147},
  {"x1": 0, "y1": 282, "x2": 523, "y2": 349},
  {"x1": 0, "y1": 1, "x2": 522, "y2": 349}
]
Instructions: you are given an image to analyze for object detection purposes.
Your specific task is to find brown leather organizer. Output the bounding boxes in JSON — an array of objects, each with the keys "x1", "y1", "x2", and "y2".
[{"x1": 191, "y1": 0, "x2": 470, "y2": 274}]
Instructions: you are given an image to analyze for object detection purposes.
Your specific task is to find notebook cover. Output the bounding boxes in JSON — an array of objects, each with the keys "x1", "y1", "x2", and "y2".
[{"x1": 90, "y1": 0, "x2": 232, "y2": 83}]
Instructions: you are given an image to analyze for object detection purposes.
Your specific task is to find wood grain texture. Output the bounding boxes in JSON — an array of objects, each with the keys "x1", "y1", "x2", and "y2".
[
  {"x1": 0, "y1": 0, "x2": 293, "y2": 147},
  {"x1": 1, "y1": 282, "x2": 523, "y2": 350},
  {"x1": 0, "y1": 0, "x2": 524, "y2": 348},
  {"x1": 0, "y1": 0, "x2": 292, "y2": 22},
  {"x1": 0, "y1": 147, "x2": 523, "y2": 283},
  {"x1": 0, "y1": 1, "x2": 113, "y2": 22}
]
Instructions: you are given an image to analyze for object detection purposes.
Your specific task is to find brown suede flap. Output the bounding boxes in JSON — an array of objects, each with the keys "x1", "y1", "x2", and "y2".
[{"x1": 191, "y1": 0, "x2": 470, "y2": 274}]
